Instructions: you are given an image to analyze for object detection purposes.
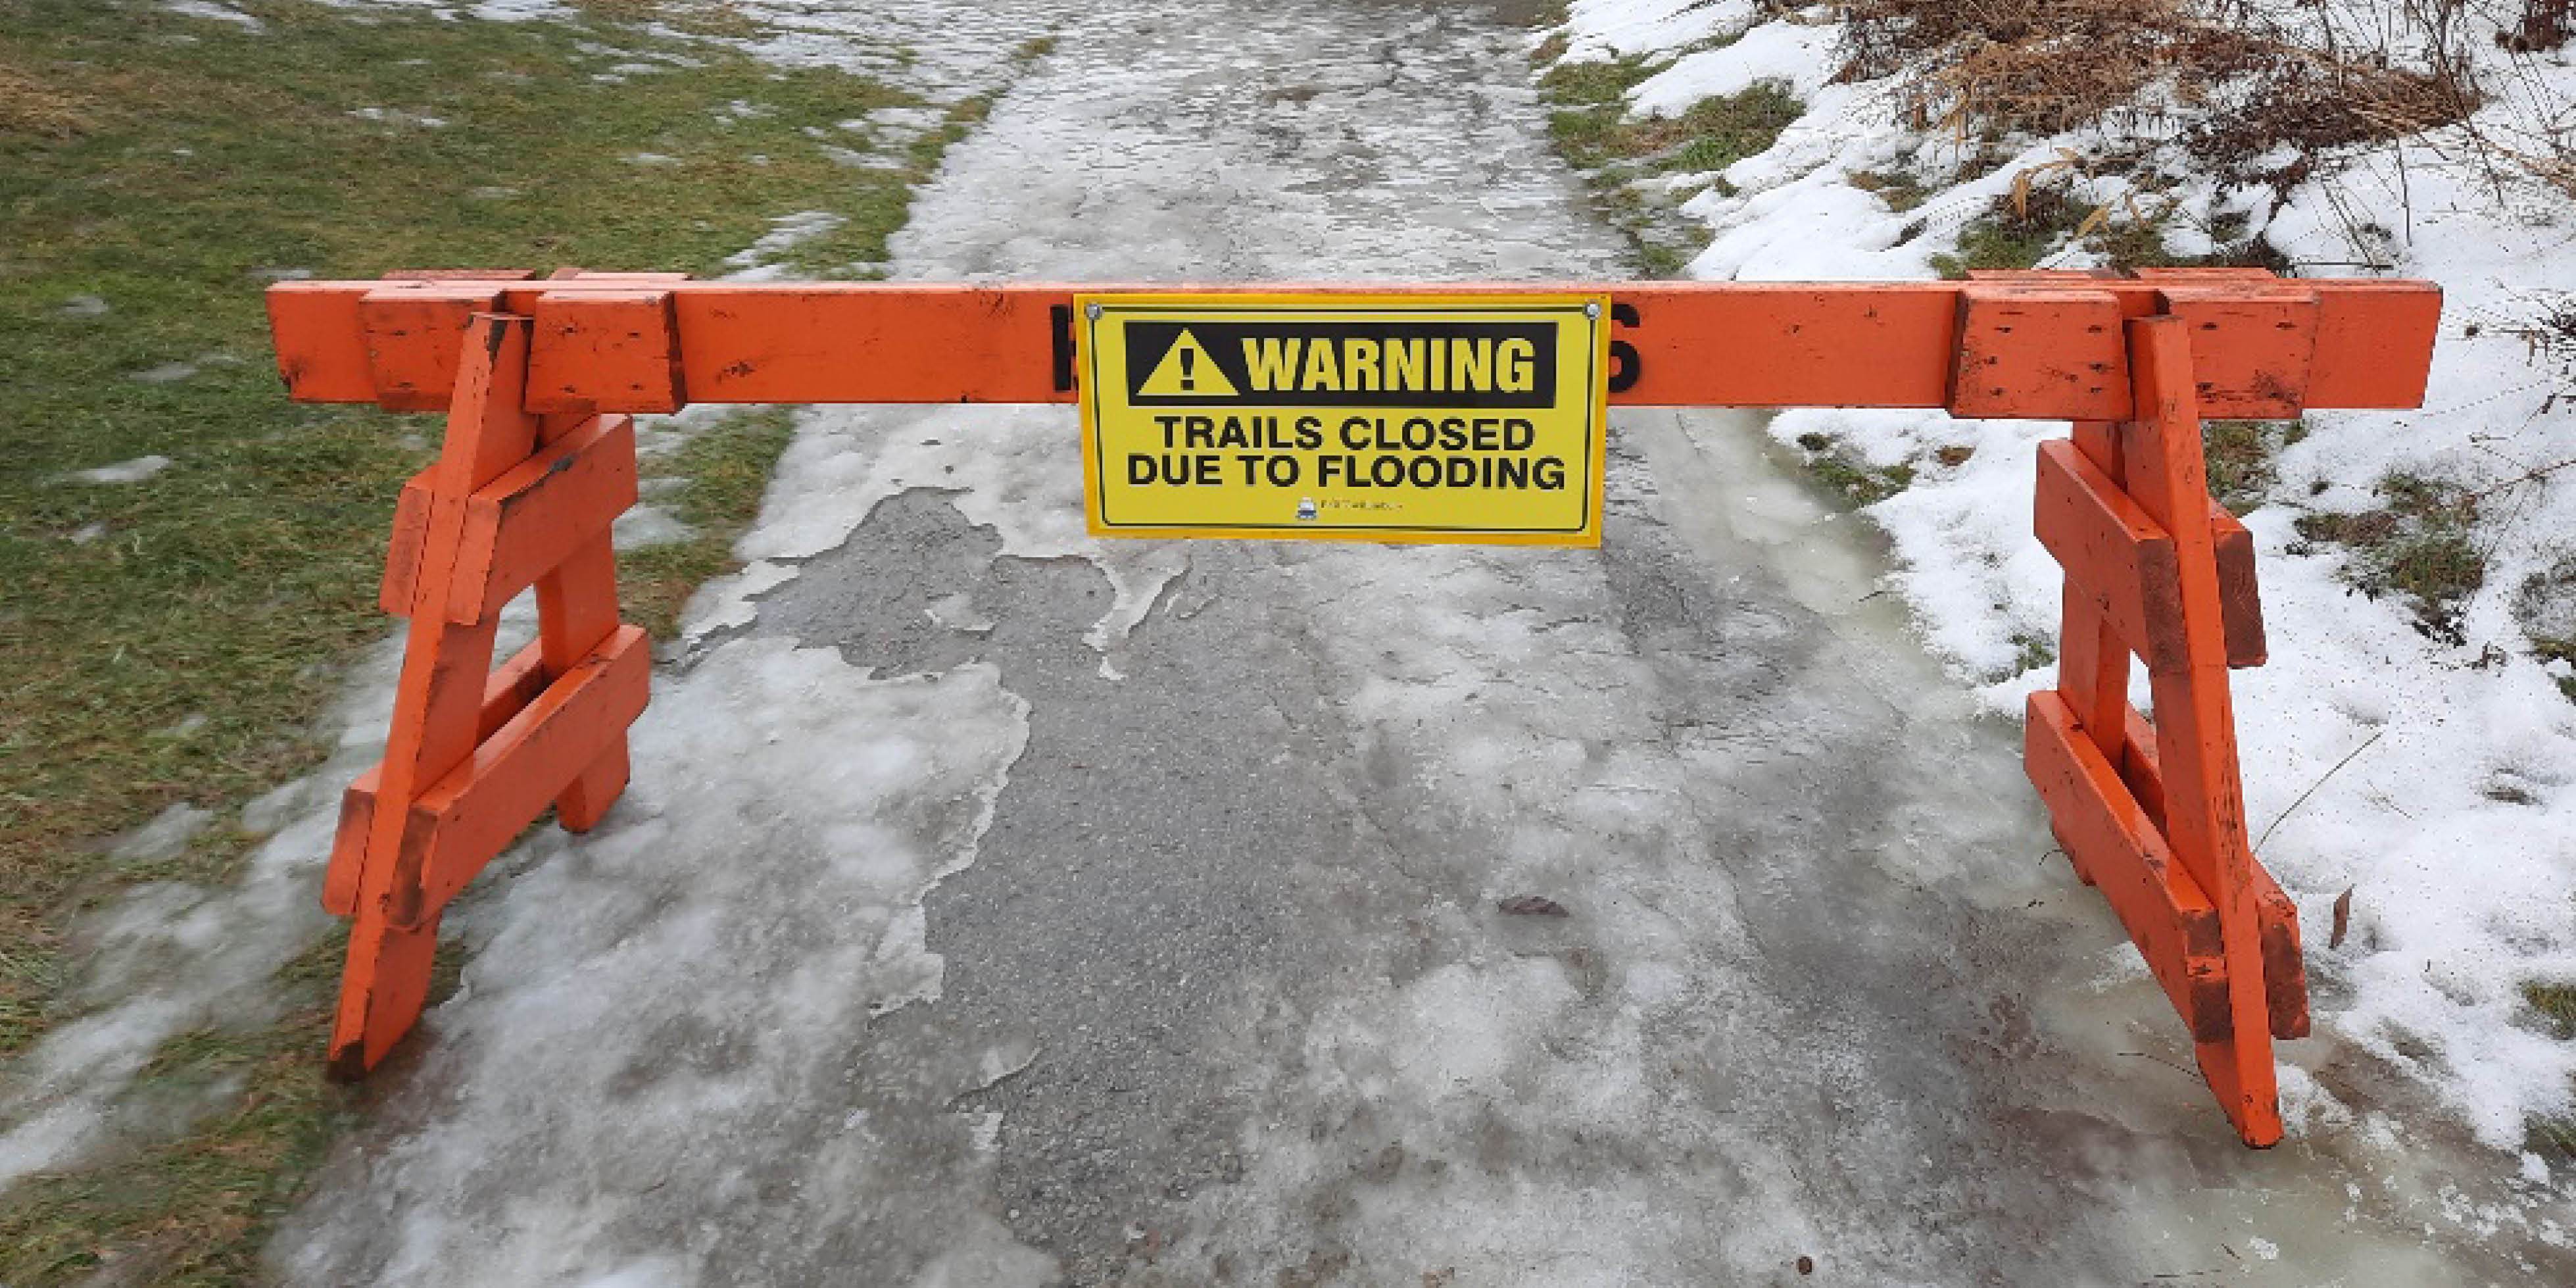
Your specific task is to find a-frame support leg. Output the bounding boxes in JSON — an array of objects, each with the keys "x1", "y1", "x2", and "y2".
[
  {"x1": 533, "y1": 412, "x2": 631, "y2": 831},
  {"x1": 2119, "y1": 316, "x2": 2281, "y2": 1145},
  {"x1": 330, "y1": 313, "x2": 541, "y2": 1077},
  {"x1": 2053, "y1": 416, "x2": 2131, "y2": 887}
]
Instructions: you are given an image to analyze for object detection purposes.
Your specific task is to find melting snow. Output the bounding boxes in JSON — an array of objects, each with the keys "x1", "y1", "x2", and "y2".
[
  {"x1": 63, "y1": 455, "x2": 174, "y2": 483},
  {"x1": 1549, "y1": 0, "x2": 2576, "y2": 1152}
]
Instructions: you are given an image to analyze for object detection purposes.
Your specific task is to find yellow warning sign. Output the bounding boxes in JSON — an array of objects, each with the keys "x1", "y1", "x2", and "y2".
[{"x1": 1075, "y1": 293, "x2": 1611, "y2": 545}]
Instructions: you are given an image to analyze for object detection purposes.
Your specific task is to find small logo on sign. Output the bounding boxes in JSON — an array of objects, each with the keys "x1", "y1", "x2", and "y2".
[{"x1": 1296, "y1": 497, "x2": 1319, "y2": 522}]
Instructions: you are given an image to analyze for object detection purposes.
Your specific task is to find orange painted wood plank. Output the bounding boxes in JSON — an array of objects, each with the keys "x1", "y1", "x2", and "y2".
[
  {"x1": 358, "y1": 285, "x2": 510, "y2": 412},
  {"x1": 382, "y1": 624, "x2": 650, "y2": 926},
  {"x1": 531, "y1": 393, "x2": 634, "y2": 837},
  {"x1": 529, "y1": 289, "x2": 684, "y2": 413},
  {"x1": 324, "y1": 637, "x2": 552, "y2": 916},
  {"x1": 2118, "y1": 315, "x2": 2281, "y2": 1147},
  {"x1": 2056, "y1": 420, "x2": 2135, "y2": 777},
  {"x1": 335, "y1": 628, "x2": 646, "y2": 927},
  {"x1": 2211, "y1": 502, "x2": 2266, "y2": 668},
  {"x1": 2035, "y1": 438, "x2": 2188, "y2": 672},
  {"x1": 525, "y1": 403, "x2": 637, "y2": 833},
  {"x1": 2117, "y1": 709, "x2": 2311, "y2": 1041},
  {"x1": 2308, "y1": 279, "x2": 2444, "y2": 411},
  {"x1": 377, "y1": 465, "x2": 435, "y2": 618},
  {"x1": 2026, "y1": 691, "x2": 2232, "y2": 1041},
  {"x1": 1951, "y1": 285, "x2": 2126, "y2": 420},
  {"x1": 377, "y1": 414, "x2": 639, "y2": 624},
  {"x1": 2157, "y1": 285, "x2": 2320, "y2": 420},
  {"x1": 332, "y1": 312, "x2": 543, "y2": 1075},
  {"x1": 2039, "y1": 439, "x2": 2267, "y2": 673},
  {"x1": 267, "y1": 280, "x2": 377, "y2": 404},
  {"x1": 266, "y1": 278, "x2": 2441, "y2": 417}
]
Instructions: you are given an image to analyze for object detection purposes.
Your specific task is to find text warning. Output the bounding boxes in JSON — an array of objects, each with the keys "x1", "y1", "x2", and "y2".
[{"x1": 1076, "y1": 293, "x2": 1610, "y2": 545}]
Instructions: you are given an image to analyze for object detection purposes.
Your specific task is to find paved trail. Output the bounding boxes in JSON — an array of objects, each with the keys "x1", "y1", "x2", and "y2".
[{"x1": 272, "y1": 2, "x2": 2564, "y2": 1284}]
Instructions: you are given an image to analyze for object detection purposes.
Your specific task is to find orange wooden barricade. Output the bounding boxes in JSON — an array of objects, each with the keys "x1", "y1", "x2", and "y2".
[{"x1": 268, "y1": 266, "x2": 2437, "y2": 1144}]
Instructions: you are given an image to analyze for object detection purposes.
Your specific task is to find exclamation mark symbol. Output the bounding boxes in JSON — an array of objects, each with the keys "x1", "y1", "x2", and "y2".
[{"x1": 1179, "y1": 347, "x2": 1196, "y2": 392}]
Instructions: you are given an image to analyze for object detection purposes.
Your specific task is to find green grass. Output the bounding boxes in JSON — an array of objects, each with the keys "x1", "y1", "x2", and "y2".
[
  {"x1": 1791, "y1": 432, "x2": 1915, "y2": 505},
  {"x1": 2514, "y1": 560, "x2": 2576, "y2": 705},
  {"x1": 2525, "y1": 982, "x2": 2576, "y2": 1162},
  {"x1": 2010, "y1": 631, "x2": 2057, "y2": 674},
  {"x1": 1540, "y1": 55, "x2": 1659, "y2": 111},
  {"x1": 1657, "y1": 83, "x2": 1801, "y2": 174},
  {"x1": 2293, "y1": 472, "x2": 2489, "y2": 644},
  {"x1": 1930, "y1": 184, "x2": 2295, "y2": 280},
  {"x1": 621, "y1": 409, "x2": 800, "y2": 638},
  {"x1": 1849, "y1": 167, "x2": 1930, "y2": 212},
  {"x1": 1928, "y1": 187, "x2": 2086, "y2": 278},
  {"x1": 0, "y1": 0, "x2": 986, "y2": 1278},
  {"x1": 1547, "y1": 72, "x2": 1795, "y2": 174},
  {"x1": 1534, "y1": 43, "x2": 1799, "y2": 279},
  {"x1": 2201, "y1": 418, "x2": 2304, "y2": 514}
]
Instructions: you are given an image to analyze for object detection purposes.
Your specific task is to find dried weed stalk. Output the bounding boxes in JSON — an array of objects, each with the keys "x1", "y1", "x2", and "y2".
[{"x1": 1838, "y1": 0, "x2": 2477, "y2": 162}]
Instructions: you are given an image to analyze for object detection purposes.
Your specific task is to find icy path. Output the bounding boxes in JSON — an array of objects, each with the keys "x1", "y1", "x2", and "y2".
[{"x1": 272, "y1": 1, "x2": 2569, "y2": 1284}]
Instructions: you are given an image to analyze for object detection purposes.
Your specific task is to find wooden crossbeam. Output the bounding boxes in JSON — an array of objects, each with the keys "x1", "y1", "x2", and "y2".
[
  {"x1": 264, "y1": 275, "x2": 2442, "y2": 419},
  {"x1": 2035, "y1": 439, "x2": 2266, "y2": 671}
]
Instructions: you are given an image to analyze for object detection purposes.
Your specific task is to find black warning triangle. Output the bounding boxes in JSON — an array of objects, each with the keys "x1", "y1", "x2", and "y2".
[{"x1": 1136, "y1": 329, "x2": 1238, "y2": 398}]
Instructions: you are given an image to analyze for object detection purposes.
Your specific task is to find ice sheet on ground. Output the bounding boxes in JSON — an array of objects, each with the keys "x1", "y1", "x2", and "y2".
[{"x1": 270, "y1": 640, "x2": 1049, "y2": 1285}]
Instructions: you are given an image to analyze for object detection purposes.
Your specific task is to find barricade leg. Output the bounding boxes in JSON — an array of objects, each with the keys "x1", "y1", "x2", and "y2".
[
  {"x1": 2120, "y1": 317, "x2": 2279, "y2": 1144},
  {"x1": 331, "y1": 313, "x2": 537, "y2": 1074},
  {"x1": 2025, "y1": 314, "x2": 2306, "y2": 1146},
  {"x1": 533, "y1": 414, "x2": 631, "y2": 831},
  {"x1": 326, "y1": 311, "x2": 648, "y2": 1076},
  {"x1": 2052, "y1": 417, "x2": 2131, "y2": 888}
]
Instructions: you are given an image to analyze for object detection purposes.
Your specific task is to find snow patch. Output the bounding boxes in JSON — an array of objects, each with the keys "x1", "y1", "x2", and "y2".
[
  {"x1": 347, "y1": 107, "x2": 448, "y2": 128},
  {"x1": 1551, "y1": 0, "x2": 2576, "y2": 1155},
  {"x1": 164, "y1": 1, "x2": 264, "y2": 28},
  {"x1": 109, "y1": 802, "x2": 216, "y2": 864},
  {"x1": 610, "y1": 504, "x2": 693, "y2": 550},
  {"x1": 721, "y1": 209, "x2": 846, "y2": 278},
  {"x1": 62, "y1": 455, "x2": 174, "y2": 484},
  {"x1": 0, "y1": 635, "x2": 406, "y2": 1191}
]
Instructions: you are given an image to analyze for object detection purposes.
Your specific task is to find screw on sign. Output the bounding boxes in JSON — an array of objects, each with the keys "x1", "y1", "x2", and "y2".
[{"x1": 264, "y1": 267, "x2": 2439, "y2": 1145}]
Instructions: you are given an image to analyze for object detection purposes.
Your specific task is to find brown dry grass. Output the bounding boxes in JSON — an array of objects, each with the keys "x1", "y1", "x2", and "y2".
[
  {"x1": 0, "y1": 61, "x2": 91, "y2": 138},
  {"x1": 1838, "y1": 0, "x2": 2475, "y2": 161}
]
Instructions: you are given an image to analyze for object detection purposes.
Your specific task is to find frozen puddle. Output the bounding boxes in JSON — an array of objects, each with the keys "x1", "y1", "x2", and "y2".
[
  {"x1": 276, "y1": 641, "x2": 1052, "y2": 1283},
  {"x1": 267, "y1": 0, "x2": 2569, "y2": 1283}
]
